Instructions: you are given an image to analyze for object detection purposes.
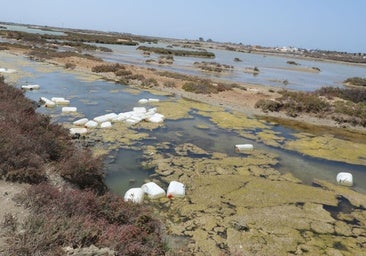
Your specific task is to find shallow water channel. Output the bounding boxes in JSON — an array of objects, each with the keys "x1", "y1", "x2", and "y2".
[
  {"x1": 16, "y1": 66, "x2": 366, "y2": 195},
  {"x1": 94, "y1": 42, "x2": 366, "y2": 91}
]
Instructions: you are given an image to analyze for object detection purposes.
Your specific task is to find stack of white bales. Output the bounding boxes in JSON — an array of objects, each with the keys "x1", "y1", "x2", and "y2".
[
  {"x1": 124, "y1": 181, "x2": 185, "y2": 204},
  {"x1": 40, "y1": 96, "x2": 72, "y2": 109},
  {"x1": 70, "y1": 106, "x2": 165, "y2": 135}
]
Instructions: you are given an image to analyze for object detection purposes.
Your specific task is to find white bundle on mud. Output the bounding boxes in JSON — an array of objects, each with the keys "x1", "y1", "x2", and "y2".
[
  {"x1": 69, "y1": 127, "x2": 88, "y2": 135},
  {"x1": 141, "y1": 182, "x2": 166, "y2": 199},
  {"x1": 124, "y1": 188, "x2": 145, "y2": 204},
  {"x1": 167, "y1": 181, "x2": 185, "y2": 198}
]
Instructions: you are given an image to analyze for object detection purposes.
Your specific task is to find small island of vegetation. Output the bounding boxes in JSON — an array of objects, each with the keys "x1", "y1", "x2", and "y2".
[
  {"x1": 344, "y1": 77, "x2": 366, "y2": 87},
  {"x1": 193, "y1": 61, "x2": 234, "y2": 73},
  {"x1": 137, "y1": 45, "x2": 215, "y2": 58},
  {"x1": 255, "y1": 86, "x2": 366, "y2": 126}
]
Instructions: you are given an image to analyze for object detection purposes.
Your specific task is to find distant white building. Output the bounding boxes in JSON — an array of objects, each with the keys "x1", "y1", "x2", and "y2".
[{"x1": 278, "y1": 46, "x2": 298, "y2": 53}]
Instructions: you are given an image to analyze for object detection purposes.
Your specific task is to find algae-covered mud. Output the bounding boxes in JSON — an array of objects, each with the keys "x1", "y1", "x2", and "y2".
[
  {"x1": 156, "y1": 97, "x2": 366, "y2": 168},
  {"x1": 141, "y1": 143, "x2": 366, "y2": 255},
  {"x1": 284, "y1": 133, "x2": 366, "y2": 166}
]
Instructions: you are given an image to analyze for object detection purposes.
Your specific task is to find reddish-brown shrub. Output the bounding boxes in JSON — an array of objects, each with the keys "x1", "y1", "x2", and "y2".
[
  {"x1": 58, "y1": 149, "x2": 106, "y2": 193},
  {"x1": 7, "y1": 183, "x2": 164, "y2": 255},
  {"x1": 0, "y1": 79, "x2": 105, "y2": 190}
]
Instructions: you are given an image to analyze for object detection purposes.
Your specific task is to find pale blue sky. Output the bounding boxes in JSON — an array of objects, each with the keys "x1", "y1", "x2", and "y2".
[{"x1": 1, "y1": 0, "x2": 365, "y2": 52}]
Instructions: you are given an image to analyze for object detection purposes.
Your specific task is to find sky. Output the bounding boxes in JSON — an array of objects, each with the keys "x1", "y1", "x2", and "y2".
[{"x1": 1, "y1": 0, "x2": 366, "y2": 53}]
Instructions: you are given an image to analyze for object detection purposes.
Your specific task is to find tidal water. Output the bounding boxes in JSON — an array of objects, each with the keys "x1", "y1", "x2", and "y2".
[
  {"x1": 18, "y1": 68, "x2": 366, "y2": 195},
  {"x1": 2, "y1": 34, "x2": 364, "y2": 195},
  {"x1": 93, "y1": 42, "x2": 366, "y2": 91}
]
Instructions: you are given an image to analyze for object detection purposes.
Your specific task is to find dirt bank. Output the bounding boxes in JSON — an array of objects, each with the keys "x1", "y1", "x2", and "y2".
[{"x1": 0, "y1": 181, "x2": 29, "y2": 253}]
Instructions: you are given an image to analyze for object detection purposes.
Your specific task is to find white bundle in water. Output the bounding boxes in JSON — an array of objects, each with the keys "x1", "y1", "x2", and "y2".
[
  {"x1": 73, "y1": 118, "x2": 89, "y2": 126},
  {"x1": 62, "y1": 107, "x2": 77, "y2": 113},
  {"x1": 21, "y1": 84, "x2": 40, "y2": 90},
  {"x1": 336, "y1": 172, "x2": 353, "y2": 187},
  {"x1": 93, "y1": 113, "x2": 118, "y2": 123},
  {"x1": 235, "y1": 144, "x2": 254, "y2": 152},
  {"x1": 40, "y1": 97, "x2": 56, "y2": 108},
  {"x1": 51, "y1": 97, "x2": 70, "y2": 105}
]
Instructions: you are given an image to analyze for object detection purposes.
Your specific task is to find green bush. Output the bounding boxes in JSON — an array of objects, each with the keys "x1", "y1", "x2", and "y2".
[
  {"x1": 343, "y1": 77, "x2": 366, "y2": 87},
  {"x1": 158, "y1": 71, "x2": 194, "y2": 81},
  {"x1": 194, "y1": 61, "x2": 234, "y2": 72},
  {"x1": 315, "y1": 87, "x2": 366, "y2": 104},
  {"x1": 91, "y1": 63, "x2": 125, "y2": 73},
  {"x1": 279, "y1": 90, "x2": 330, "y2": 113},
  {"x1": 142, "y1": 78, "x2": 159, "y2": 87},
  {"x1": 28, "y1": 48, "x2": 102, "y2": 61},
  {"x1": 163, "y1": 81, "x2": 176, "y2": 88},
  {"x1": 255, "y1": 99, "x2": 283, "y2": 112},
  {"x1": 64, "y1": 62, "x2": 76, "y2": 69},
  {"x1": 255, "y1": 88, "x2": 366, "y2": 126},
  {"x1": 137, "y1": 45, "x2": 215, "y2": 58},
  {"x1": 182, "y1": 80, "x2": 232, "y2": 94}
]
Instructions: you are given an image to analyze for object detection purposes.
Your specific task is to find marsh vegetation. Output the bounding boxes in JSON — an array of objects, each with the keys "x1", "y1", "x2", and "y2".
[
  {"x1": 137, "y1": 45, "x2": 215, "y2": 58},
  {"x1": 0, "y1": 77, "x2": 164, "y2": 255},
  {"x1": 193, "y1": 61, "x2": 234, "y2": 73},
  {"x1": 255, "y1": 87, "x2": 366, "y2": 126}
]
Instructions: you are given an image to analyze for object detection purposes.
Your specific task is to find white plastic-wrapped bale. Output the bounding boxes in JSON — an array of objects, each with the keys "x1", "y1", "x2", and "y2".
[
  {"x1": 138, "y1": 98, "x2": 148, "y2": 104},
  {"x1": 124, "y1": 188, "x2": 145, "y2": 204},
  {"x1": 235, "y1": 144, "x2": 254, "y2": 152},
  {"x1": 21, "y1": 84, "x2": 40, "y2": 90},
  {"x1": 62, "y1": 107, "x2": 77, "y2": 113},
  {"x1": 73, "y1": 118, "x2": 89, "y2": 126},
  {"x1": 141, "y1": 182, "x2": 166, "y2": 199},
  {"x1": 112, "y1": 111, "x2": 133, "y2": 122},
  {"x1": 147, "y1": 107, "x2": 157, "y2": 114},
  {"x1": 93, "y1": 113, "x2": 118, "y2": 123},
  {"x1": 40, "y1": 97, "x2": 56, "y2": 108},
  {"x1": 133, "y1": 107, "x2": 147, "y2": 114},
  {"x1": 51, "y1": 97, "x2": 70, "y2": 105},
  {"x1": 147, "y1": 113, "x2": 164, "y2": 123},
  {"x1": 167, "y1": 181, "x2": 185, "y2": 198},
  {"x1": 336, "y1": 172, "x2": 353, "y2": 187},
  {"x1": 100, "y1": 121, "x2": 112, "y2": 128},
  {"x1": 0, "y1": 68, "x2": 16, "y2": 73},
  {"x1": 69, "y1": 127, "x2": 88, "y2": 135},
  {"x1": 84, "y1": 120, "x2": 98, "y2": 128},
  {"x1": 125, "y1": 115, "x2": 143, "y2": 125}
]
